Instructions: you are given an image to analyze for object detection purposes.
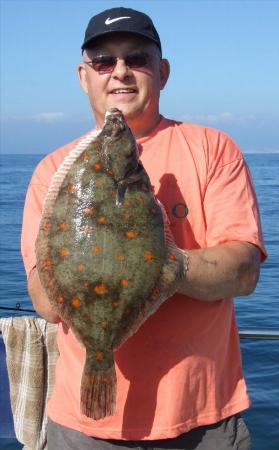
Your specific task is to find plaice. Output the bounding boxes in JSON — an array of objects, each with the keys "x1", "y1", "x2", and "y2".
[{"x1": 35, "y1": 108, "x2": 187, "y2": 419}]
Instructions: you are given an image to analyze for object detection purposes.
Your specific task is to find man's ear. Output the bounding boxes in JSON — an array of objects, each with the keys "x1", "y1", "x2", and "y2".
[
  {"x1": 77, "y1": 64, "x2": 89, "y2": 94},
  {"x1": 159, "y1": 59, "x2": 170, "y2": 90}
]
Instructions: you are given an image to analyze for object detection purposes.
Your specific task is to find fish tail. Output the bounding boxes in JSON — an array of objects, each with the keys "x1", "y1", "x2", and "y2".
[{"x1": 80, "y1": 363, "x2": 117, "y2": 420}]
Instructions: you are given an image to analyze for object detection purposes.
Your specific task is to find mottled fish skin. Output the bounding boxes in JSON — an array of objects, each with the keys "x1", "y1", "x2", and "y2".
[{"x1": 36, "y1": 109, "x2": 186, "y2": 419}]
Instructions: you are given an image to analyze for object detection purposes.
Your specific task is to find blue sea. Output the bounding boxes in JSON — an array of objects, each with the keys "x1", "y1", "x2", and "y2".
[{"x1": 0, "y1": 153, "x2": 278, "y2": 449}]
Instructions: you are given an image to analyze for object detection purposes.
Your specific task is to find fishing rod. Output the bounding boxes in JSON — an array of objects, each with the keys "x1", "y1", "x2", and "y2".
[{"x1": 1, "y1": 305, "x2": 279, "y2": 340}]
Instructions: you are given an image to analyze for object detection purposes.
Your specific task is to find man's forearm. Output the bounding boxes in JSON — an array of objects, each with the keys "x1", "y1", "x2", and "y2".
[
  {"x1": 28, "y1": 267, "x2": 61, "y2": 323},
  {"x1": 178, "y1": 241, "x2": 261, "y2": 301}
]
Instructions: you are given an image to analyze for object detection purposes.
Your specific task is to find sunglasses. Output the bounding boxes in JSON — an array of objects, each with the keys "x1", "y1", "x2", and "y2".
[{"x1": 85, "y1": 52, "x2": 158, "y2": 74}]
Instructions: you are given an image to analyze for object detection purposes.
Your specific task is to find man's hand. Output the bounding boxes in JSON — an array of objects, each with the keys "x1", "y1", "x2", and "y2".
[
  {"x1": 177, "y1": 241, "x2": 261, "y2": 301},
  {"x1": 28, "y1": 267, "x2": 61, "y2": 323}
]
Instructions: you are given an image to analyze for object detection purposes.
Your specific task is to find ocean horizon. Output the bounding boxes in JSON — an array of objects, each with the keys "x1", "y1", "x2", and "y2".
[{"x1": 2, "y1": 150, "x2": 279, "y2": 155}]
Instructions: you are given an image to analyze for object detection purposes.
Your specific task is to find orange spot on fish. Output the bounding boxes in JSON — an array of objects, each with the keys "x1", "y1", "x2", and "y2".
[
  {"x1": 100, "y1": 321, "x2": 109, "y2": 329},
  {"x1": 59, "y1": 223, "x2": 69, "y2": 231},
  {"x1": 123, "y1": 200, "x2": 130, "y2": 208},
  {"x1": 92, "y1": 246, "x2": 101, "y2": 254},
  {"x1": 145, "y1": 251, "x2": 154, "y2": 261},
  {"x1": 77, "y1": 264, "x2": 85, "y2": 272},
  {"x1": 71, "y1": 297, "x2": 81, "y2": 308},
  {"x1": 111, "y1": 190, "x2": 117, "y2": 197},
  {"x1": 95, "y1": 352, "x2": 104, "y2": 361},
  {"x1": 120, "y1": 278, "x2": 129, "y2": 286},
  {"x1": 84, "y1": 207, "x2": 96, "y2": 216},
  {"x1": 151, "y1": 287, "x2": 159, "y2": 298},
  {"x1": 67, "y1": 184, "x2": 76, "y2": 193},
  {"x1": 59, "y1": 247, "x2": 70, "y2": 257},
  {"x1": 83, "y1": 151, "x2": 89, "y2": 161},
  {"x1": 94, "y1": 162, "x2": 102, "y2": 171},
  {"x1": 138, "y1": 196, "x2": 145, "y2": 205},
  {"x1": 56, "y1": 295, "x2": 65, "y2": 303},
  {"x1": 116, "y1": 254, "x2": 125, "y2": 261},
  {"x1": 123, "y1": 213, "x2": 129, "y2": 220},
  {"x1": 168, "y1": 254, "x2": 177, "y2": 261},
  {"x1": 83, "y1": 281, "x2": 89, "y2": 288},
  {"x1": 98, "y1": 216, "x2": 106, "y2": 224},
  {"x1": 112, "y1": 301, "x2": 119, "y2": 308},
  {"x1": 94, "y1": 284, "x2": 108, "y2": 295},
  {"x1": 126, "y1": 230, "x2": 138, "y2": 239},
  {"x1": 43, "y1": 222, "x2": 52, "y2": 231},
  {"x1": 107, "y1": 168, "x2": 114, "y2": 176},
  {"x1": 43, "y1": 259, "x2": 52, "y2": 268}
]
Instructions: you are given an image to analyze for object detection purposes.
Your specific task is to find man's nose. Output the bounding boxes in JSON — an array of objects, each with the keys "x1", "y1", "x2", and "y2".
[{"x1": 112, "y1": 58, "x2": 130, "y2": 80}]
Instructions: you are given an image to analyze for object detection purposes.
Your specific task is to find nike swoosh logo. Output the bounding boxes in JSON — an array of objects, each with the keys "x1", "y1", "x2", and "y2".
[{"x1": 105, "y1": 16, "x2": 131, "y2": 25}]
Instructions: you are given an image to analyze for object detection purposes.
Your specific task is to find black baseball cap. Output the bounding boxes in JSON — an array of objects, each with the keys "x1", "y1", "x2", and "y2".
[{"x1": 81, "y1": 7, "x2": 162, "y2": 55}]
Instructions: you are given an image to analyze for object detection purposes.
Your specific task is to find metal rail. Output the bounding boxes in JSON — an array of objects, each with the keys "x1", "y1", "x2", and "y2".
[
  {"x1": 239, "y1": 329, "x2": 279, "y2": 340},
  {"x1": 0, "y1": 305, "x2": 35, "y2": 313}
]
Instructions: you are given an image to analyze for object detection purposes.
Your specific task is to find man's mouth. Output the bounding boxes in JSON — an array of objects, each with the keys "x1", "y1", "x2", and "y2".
[{"x1": 110, "y1": 88, "x2": 137, "y2": 94}]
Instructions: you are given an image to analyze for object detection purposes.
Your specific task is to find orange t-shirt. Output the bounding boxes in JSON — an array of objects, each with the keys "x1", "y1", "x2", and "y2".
[{"x1": 21, "y1": 117, "x2": 267, "y2": 440}]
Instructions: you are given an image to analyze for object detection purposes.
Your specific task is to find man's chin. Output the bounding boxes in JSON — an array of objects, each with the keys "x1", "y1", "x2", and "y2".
[{"x1": 106, "y1": 102, "x2": 141, "y2": 120}]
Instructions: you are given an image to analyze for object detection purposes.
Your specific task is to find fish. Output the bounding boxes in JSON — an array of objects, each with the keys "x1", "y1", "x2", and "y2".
[{"x1": 35, "y1": 108, "x2": 187, "y2": 420}]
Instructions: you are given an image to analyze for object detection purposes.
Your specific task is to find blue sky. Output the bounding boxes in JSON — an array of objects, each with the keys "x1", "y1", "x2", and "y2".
[{"x1": 1, "y1": 0, "x2": 278, "y2": 154}]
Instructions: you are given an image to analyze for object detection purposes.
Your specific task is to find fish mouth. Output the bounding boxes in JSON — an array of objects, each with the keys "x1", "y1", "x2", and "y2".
[
  {"x1": 104, "y1": 109, "x2": 125, "y2": 134},
  {"x1": 106, "y1": 107, "x2": 123, "y2": 117}
]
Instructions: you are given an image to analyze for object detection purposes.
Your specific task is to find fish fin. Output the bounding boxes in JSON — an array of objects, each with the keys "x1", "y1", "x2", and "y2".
[
  {"x1": 40, "y1": 129, "x2": 101, "y2": 218},
  {"x1": 116, "y1": 182, "x2": 127, "y2": 206},
  {"x1": 125, "y1": 161, "x2": 145, "y2": 182},
  {"x1": 116, "y1": 163, "x2": 146, "y2": 205},
  {"x1": 35, "y1": 129, "x2": 101, "y2": 316},
  {"x1": 158, "y1": 198, "x2": 189, "y2": 286},
  {"x1": 80, "y1": 361, "x2": 116, "y2": 420}
]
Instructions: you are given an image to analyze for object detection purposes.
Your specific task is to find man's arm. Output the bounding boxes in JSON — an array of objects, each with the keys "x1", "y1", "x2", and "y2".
[
  {"x1": 28, "y1": 241, "x2": 260, "y2": 321},
  {"x1": 178, "y1": 241, "x2": 261, "y2": 301},
  {"x1": 28, "y1": 267, "x2": 61, "y2": 323}
]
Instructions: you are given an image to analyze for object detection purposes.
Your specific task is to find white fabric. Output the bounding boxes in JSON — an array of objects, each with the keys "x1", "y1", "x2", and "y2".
[{"x1": 0, "y1": 316, "x2": 59, "y2": 450}]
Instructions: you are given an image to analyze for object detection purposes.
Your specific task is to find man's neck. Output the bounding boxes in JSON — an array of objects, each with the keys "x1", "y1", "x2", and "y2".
[
  {"x1": 128, "y1": 114, "x2": 162, "y2": 139},
  {"x1": 95, "y1": 113, "x2": 162, "y2": 139}
]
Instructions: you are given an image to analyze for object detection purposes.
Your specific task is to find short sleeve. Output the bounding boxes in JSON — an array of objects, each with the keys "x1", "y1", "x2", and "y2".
[
  {"x1": 21, "y1": 182, "x2": 48, "y2": 278},
  {"x1": 204, "y1": 136, "x2": 267, "y2": 261}
]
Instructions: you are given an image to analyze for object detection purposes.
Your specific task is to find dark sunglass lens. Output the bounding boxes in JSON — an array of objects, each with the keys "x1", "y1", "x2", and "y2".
[
  {"x1": 92, "y1": 56, "x2": 116, "y2": 73},
  {"x1": 126, "y1": 54, "x2": 148, "y2": 68}
]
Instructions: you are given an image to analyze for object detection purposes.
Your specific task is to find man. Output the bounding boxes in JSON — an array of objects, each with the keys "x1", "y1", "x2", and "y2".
[{"x1": 21, "y1": 7, "x2": 267, "y2": 450}]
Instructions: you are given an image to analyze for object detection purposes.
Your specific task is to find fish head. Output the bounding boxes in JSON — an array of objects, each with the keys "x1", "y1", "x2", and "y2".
[{"x1": 101, "y1": 108, "x2": 139, "y2": 181}]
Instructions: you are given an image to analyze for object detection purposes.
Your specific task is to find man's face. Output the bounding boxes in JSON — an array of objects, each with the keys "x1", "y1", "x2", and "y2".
[{"x1": 77, "y1": 33, "x2": 169, "y2": 136}]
